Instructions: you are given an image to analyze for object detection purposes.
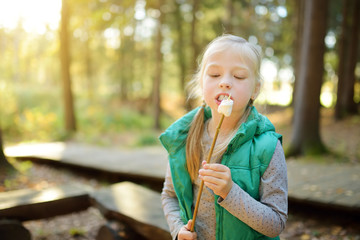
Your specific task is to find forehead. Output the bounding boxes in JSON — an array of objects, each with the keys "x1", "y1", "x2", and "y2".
[
  {"x1": 205, "y1": 49, "x2": 251, "y2": 71},
  {"x1": 204, "y1": 43, "x2": 256, "y2": 70}
]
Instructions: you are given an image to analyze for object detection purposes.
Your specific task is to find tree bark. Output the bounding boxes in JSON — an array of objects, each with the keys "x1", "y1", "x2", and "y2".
[
  {"x1": 85, "y1": 38, "x2": 94, "y2": 101},
  {"x1": 186, "y1": 0, "x2": 201, "y2": 111},
  {"x1": 287, "y1": 0, "x2": 328, "y2": 156},
  {"x1": 0, "y1": 129, "x2": 16, "y2": 177},
  {"x1": 119, "y1": 33, "x2": 128, "y2": 101},
  {"x1": 60, "y1": 0, "x2": 76, "y2": 133},
  {"x1": 153, "y1": 0, "x2": 164, "y2": 130},
  {"x1": 335, "y1": 0, "x2": 359, "y2": 119},
  {"x1": 174, "y1": 1, "x2": 187, "y2": 95},
  {"x1": 224, "y1": 0, "x2": 235, "y2": 33},
  {"x1": 291, "y1": 0, "x2": 305, "y2": 107}
]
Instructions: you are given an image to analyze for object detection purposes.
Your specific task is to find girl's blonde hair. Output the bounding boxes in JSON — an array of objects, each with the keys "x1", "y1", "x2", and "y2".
[{"x1": 186, "y1": 34, "x2": 263, "y2": 182}]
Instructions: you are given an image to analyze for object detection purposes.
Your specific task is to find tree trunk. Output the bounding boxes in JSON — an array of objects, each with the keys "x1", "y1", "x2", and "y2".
[
  {"x1": 186, "y1": 0, "x2": 200, "y2": 111},
  {"x1": 174, "y1": 1, "x2": 187, "y2": 96},
  {"x1": 60, "y1": 0, "x2": 76, "y2": 133},
  {"x1": 0, "y1": 129, "x2": 16, "y2": 178},
  {"x1": 287, "y1": 0, "x2": 328, "y2": 156},
  {"x1": 85, "y1": 38, "x2": 94, "y2": 101},
  {"x1": 335, "y1": 0, "x2": 359, "y2": 119},
  {"x1": 153, "y1": 0, "x2": 164, "y2": 130},
  {"x1": 119, "y1": 33, "x2": 128, "y2": 101},
  {"x1": 224, "y1": 0, "x2": 235, "y2": 34},
  {"x1": 291, "y1": 0, "x2": 305, "y2": 107}
]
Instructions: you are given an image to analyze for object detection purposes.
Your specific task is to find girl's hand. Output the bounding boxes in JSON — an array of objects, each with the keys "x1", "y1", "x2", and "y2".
[
  {"x1": 199, "y1": 161, "x2": 233, "y2": 199},
  {"x1": 178, "y1": 220, "x2": 197, "y2": 240}
]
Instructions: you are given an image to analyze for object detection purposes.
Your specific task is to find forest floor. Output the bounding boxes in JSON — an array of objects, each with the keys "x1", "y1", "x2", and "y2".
[
  {"x1": 2, "y1": 107, "x2": 360, "y2": 240},
  {"x1": 2, "y1": 162, "x2": 359, "y2": 240}
]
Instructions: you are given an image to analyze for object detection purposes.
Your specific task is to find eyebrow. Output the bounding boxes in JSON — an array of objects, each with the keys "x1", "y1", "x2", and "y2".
[{"x1": 206, "y1": 63, "x2": 250, "y2": 71}]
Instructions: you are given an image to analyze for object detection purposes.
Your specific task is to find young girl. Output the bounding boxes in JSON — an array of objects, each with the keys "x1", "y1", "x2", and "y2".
[{"x1": 160, "y1": 34, "x2": 287, "y2": 240}]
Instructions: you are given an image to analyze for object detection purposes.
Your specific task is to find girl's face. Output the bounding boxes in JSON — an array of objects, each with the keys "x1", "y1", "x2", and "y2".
[{"x1": 201, "y1": 47, "x2": 259, "y2": 120}]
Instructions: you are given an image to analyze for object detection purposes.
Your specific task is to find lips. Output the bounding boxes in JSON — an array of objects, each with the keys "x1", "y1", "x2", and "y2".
[{"x1": 215, "y1": 93, "x2": 232, "y2": 105}]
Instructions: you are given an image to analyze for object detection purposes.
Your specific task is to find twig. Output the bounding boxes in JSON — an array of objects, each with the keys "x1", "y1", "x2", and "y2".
[{"x1": 191, "y1": 114, "x2": 225, "y2": 232}]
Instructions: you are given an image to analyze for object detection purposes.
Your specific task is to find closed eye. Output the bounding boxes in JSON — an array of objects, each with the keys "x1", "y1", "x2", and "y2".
[
  {"x1": 209, "y1": 74, "x2": 220, "y2": 78},
  {"x1": 234, "y1": 75, "x2": 245, "y2": 80}
]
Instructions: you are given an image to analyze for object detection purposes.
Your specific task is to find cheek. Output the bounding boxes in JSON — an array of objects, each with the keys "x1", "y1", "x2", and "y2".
[
  {"x1": 202, "y1": 82, "x2": 217, "y2": 107},
  {"x1": 243, "y1": 79, "x2": 257, "y2": 96},
  {"x1": 202, "y1": 85, "x2": 212, "y2": 103},
  {"x1": 202, "y1": 78, "x2": 213, "y2": 95},
  {"x1": 233, "y1": 82, "x2": 254, "y2": 106}
]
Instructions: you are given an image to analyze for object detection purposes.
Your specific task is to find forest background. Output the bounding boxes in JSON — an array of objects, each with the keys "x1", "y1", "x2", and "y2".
[{"x1": 0, "y1": 0, "x2": 359, "y2": 160}]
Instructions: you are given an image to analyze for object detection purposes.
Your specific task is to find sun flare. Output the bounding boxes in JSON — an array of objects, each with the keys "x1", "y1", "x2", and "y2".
[{"x1": 0, "y1": 0, "x2": 62, "y2": 34}]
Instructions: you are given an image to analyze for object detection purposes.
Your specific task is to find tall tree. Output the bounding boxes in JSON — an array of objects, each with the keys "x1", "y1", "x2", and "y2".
[
  {"x1": 224, "y1": 0, "x2": 235, "y2": 33},
  {"x1": 185, "y1": 0, "x2": 201, "y2": 110},
  {"x1": 174, "y1": 0, "x2": 187, "y2": 95},
  {"x1": 153, "y1": 0, "x2": 165, "y2": 130},
  {"x1": 287, "y1": 0, "x2": 328, "y2": 156},
  {"x1": 84, "y1": 36, "x2": 94, "y2": 101},
  {"x1": 0, "y1": 129, "x2": 15, "y2": 178},
  {"x1": 335, "y1": 0, "x2": 359, "y2": 119},
  {"x1": 292, "y1": 0, "x2": 305, "y2": 107},
  {"x1": 60, "y1": 0, "x2": 76, "y2": 133}
]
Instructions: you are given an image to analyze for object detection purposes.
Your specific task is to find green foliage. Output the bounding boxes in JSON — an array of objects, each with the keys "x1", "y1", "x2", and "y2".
[
  {"x1": 0, "y1": 82, "x2": 174, "y2": 146},
  {"x1": 134, "y1": 131, "x2": 159, "y2": 147},
  {"x1": 9, "y1": 158, "x2": 33, "y2": 173},
  {"x1": 0, "y1": 0, "x2": 357, "y2": 158},
  {"x1": 1, "y1": 84, "x2": 64, "y2": 143},
  {"x1": 69, "y1": 227, "x2": 86, "y2": 237}
]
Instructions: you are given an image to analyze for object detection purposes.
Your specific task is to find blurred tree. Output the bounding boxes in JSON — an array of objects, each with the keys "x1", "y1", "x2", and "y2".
[
  {"x1": 185, "y1": 0, "x2": 201, "y2": 111},
  {"x1": 173, "y1": 0, "x2": 187, "y2": 96},
  {"x1": 84, "y1": 33, "x2": 94, "y2": 101},
  {"x1": 119, "y1": 3, "x2": 136, "y2": 102},
  {"x1": 224, "y1": 0, "x2": 235, "y2": 33},
  {"x1": 287, "y1": 0, "x2": 328, "y2": 156},
  {"x1": 0, "y1": 129, "x2": 15, "y2": 176},
  {"x1": 335, "y1": 0, "x2": 359, "y2": 119},
  {"x1": 292, "y1": 0, "x2": 305, "y2": 107},
  {"x1": 75, "y1": 1, "x2": 96, "y2": 101},
  {"x1": 153, "y1": 0, "x2": 165, "y2": 130},
  {"x1": 60, "y1": 0, "x2": 77, "y2": 133}
]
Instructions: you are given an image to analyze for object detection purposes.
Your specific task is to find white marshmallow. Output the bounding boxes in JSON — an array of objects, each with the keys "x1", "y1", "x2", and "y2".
[{"x1": 218, "y1": 97, "x2": 233, "y2": 117}]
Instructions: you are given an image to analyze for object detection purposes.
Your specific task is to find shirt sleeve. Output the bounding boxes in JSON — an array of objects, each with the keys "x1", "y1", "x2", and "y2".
[
  {"x1": 160, "y1": 163, "x2": 185, "y2": 240},
  {"x1": 218, "y1": 140, "x2": 288, "y2": 238}
]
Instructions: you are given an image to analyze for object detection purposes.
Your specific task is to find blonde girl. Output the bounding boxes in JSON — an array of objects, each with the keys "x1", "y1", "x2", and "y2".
[{"x1": 160, "y1": 34, "x2": 288, "y2": 240}]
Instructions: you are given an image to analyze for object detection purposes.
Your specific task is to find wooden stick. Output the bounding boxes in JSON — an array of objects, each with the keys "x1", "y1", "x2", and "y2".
[{"x1": 191, "y1": 114, "x2": 225, "y2": 232}]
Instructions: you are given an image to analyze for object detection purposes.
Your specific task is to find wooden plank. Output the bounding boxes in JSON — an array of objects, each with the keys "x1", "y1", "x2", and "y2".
[
  {"x1": 5, "y1": 142, "x2": 167, "y2": 182},
  {"x1": 91, "y1": 182, "x2": 171, "y2": 240},
  {"x1": 0, "y1": 184, "x2": 92, "y2": 221}
]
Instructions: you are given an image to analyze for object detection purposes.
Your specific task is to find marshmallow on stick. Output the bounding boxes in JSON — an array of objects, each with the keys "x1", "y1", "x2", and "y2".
[
  {"x1": 218, "y1": 95, "x2": 233, "y2": 116},
  {"x1": 191, "y1": 94, "x2": 233, "y2": 232}
]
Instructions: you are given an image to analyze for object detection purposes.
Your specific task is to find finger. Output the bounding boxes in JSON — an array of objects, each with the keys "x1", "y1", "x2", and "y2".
[
  {"x1": 203, "y1": 163, "x2": 228, "y2": 172},
  {"x1": 186, "y1": 220, "x2": 193, "y2": 230},
  {"x1": 202, "y1": 175, "x2": 226, "y2": 186},
  {"x1": 199, "y1": 169, "x2": 229, "y2": 180},
  {"x1": 203, "y1": 180, "x2": 218, "y2": 189},
  {"x1": 204, "y1": 179, "x2": 232, "y2": 198},
  {"x1": 180, "y1": 224, "x2": 197, "y2": 240}
]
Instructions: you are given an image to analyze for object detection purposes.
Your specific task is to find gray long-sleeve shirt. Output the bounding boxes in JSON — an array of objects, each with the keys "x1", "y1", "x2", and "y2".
[{"x1": 161, "y1": 125, "x2": 288, "y2": 240}]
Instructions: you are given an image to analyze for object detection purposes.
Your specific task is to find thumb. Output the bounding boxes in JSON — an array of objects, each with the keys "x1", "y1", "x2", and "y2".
[{"x1": 186, "y1": 219, "x2": 193, "y2": 231}]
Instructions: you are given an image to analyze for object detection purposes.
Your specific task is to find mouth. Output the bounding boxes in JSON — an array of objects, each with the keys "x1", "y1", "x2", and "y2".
[{"x1": 215, "y1": 93, "x2": 232, "y2": 104}]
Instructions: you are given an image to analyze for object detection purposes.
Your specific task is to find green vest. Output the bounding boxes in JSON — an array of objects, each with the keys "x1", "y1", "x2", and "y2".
[{"x1": 159, "y1": 106, "x2": 282, "y2": 240}]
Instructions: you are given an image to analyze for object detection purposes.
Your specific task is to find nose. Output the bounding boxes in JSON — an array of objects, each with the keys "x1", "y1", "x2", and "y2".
[{"x1": 219, "y1": 78, "x2": 232, "y2": 89}]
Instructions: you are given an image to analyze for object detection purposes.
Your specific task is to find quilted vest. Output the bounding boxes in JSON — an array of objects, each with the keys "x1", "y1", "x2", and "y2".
[{"x1": 159, "y1": 106, "x2": 281, "y2": 240}]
